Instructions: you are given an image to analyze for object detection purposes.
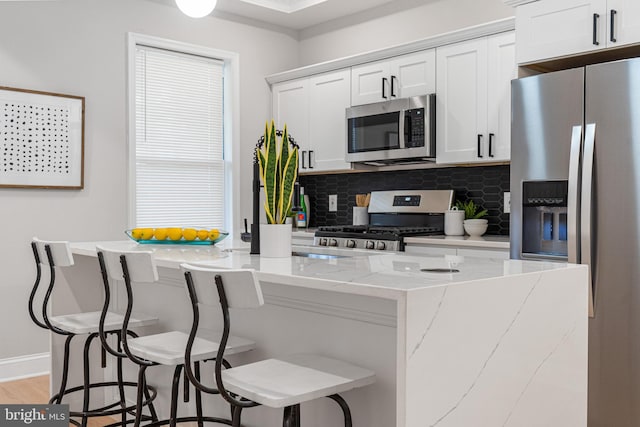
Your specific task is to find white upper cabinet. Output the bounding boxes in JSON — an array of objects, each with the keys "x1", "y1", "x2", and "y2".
[
  {"x1": 436, "y1": 32, "x2": 516, "y2": 164},
  {"x1": 272, "y1": 78, "x2": 310, "y2": 168},
  {"x1": 351, "y1": 50, "x2": 436, "y2": 106},
  {"x1": 516, "y1": 0, "x2": 640, "y2": 64},
  {"x1": 272, "y1": 69, "x2": 352, "y2": 173},
  {"x1": 308, "y1": 69, "x2": 352, "y2": 172},
  {"x1": 608, "y1": 0, "x2": 640, "y2": 46},
  {"x1": 487, "y1": 32, "x2": 517, "y2": 162}
]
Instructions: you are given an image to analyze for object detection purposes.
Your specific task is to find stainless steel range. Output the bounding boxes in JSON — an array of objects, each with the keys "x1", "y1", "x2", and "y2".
[{"x1": 313, "y1": 190, "x2": 453, "y2": 252}]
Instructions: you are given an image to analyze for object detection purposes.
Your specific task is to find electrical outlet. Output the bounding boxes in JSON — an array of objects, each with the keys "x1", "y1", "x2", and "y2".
[
  {"x1": 504, "y1": 192, "x2": 511, "y2": 214},
  {"x1": 329, "y1": 194, "x2": 338, "y2": 212}
]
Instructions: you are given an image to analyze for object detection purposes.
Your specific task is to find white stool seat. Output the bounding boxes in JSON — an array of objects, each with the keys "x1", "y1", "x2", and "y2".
[
  {"x1": 221, "y1": 353, "x2": 376, "y2": 408},
  {"x1": 128, "y1": 330, "x2": 255, "y2": 366},
  {"x1": 49, "y1": 311, "x2": 157, "y2": 335}
]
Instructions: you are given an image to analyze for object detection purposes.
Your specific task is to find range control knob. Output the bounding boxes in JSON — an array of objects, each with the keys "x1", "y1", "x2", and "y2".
[
  {"x1": 365, "y1": 240, "x2": 375, "y2": 250},
  {"x1": 376, "y1": 241, "x2": 387, "y2": 250},
  {"x1": 346, "y1": 239, "x2": 356, "y2": 248},
  {"x1": 319, "y1": 238, "x2": 328, "y2": 246},
  {"x1": 328, "y1": 239, "x2": 338, "y2": 247}
]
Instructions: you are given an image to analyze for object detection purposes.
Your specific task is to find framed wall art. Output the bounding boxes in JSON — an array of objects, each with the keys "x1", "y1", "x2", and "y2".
[{"x1": 0, "y1": 86, "x2": 85, "y2": 189}]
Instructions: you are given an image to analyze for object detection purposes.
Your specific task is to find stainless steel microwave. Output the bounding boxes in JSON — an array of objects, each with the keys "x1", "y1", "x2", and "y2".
[{"x1": 345, "y1": 94, "x2": 435, "y2": 165}]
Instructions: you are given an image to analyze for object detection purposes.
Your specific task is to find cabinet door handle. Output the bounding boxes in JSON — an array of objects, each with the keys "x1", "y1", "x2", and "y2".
[
  {"x1": 489, "y1": 133, "x2": 495, "y2": 158},
  {"x1": 610, "y1": 9, "x2": 617, "y2": 43},
  {"x1": 301, "y1": 150, "x2": 307, "y2": 169},
  {"x1": 477, "y1": 134, "x2": 483, "y2": 158},
  {"x1": 593, "y1": 13, "x2": 600, "y2": 46},
  {"x1": 308, "y1": 150, "x2": 314, "y2": 169},
  {"x1": 382, "y1": 77, "x2": 388, "y2": 99},
  {"x1": 391, "y1": 75, "x2": 397, "y2": 97}
]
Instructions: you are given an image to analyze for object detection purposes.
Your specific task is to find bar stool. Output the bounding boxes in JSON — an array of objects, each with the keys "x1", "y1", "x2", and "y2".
[
  {"x1": 28, "y1": 238, "x2": 159, "y2": 427},
  {"x1": 97, "y1": 246, "x2": 256, "y2": 427},
  {"x1": 180, "y1": 264, "x2": 376, "y2": 427}
]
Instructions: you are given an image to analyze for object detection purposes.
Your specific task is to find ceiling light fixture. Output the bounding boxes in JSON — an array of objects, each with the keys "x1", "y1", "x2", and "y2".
[{"x1": 175, "y1": 0, "x2": 217, "y2": 18}]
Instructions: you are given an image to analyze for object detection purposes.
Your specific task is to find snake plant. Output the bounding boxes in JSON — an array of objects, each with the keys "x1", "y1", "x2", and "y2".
[{"x1": 257, "y1": 120, "x2": 299, "y2": 224}]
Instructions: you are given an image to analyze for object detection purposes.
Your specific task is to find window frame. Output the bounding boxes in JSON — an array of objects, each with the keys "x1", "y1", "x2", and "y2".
[{"x1": 126, "y1": 32, "x2": 240, "y2": 236}]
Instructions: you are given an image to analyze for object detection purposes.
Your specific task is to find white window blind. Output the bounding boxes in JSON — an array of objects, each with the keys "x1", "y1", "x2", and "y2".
[{"x1": 134, "y1": 45, "x2": 225, "y2": 228}]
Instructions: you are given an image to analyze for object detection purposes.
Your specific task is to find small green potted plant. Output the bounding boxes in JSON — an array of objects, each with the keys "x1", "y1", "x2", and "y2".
[
  {"x1": 256, "y1": 120, "x2": 299, "y2": 257},
  {"x1": 455, "y1": 199, "x2": 489, "y2": 236}
]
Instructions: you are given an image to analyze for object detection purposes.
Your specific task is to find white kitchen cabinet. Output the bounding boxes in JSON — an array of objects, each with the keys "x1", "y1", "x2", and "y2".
[
  {"x1": 608, "y1": 0, "x2": 640, "y2": 47},
  {"x1": 272, "y1": 69, "x2": 352, "y2": 173},
  {"x1": 457, "y1": 247, "x2": 510, "y2": 259},
  {"x1": 436, "y1": 32, "x2": 516, "y2": 164},
  {"x1": 516, "y1": 0, "x2": 640, "y2": 64},
  {"x1": 404, "y1": 245, "x2": 458, "y2": 257},
  {"x1": 404, "y1": 242, "x2": 510, "y2": 259},
  {"x1": 308, "y1": 69, "x2": 351, "y2": 171},
  {"x1": 351, "y1": 50, "x2": 436, "y2": 106},
  {"x1": 272, "y1": 78, "x2": 309, "y2": 164}
]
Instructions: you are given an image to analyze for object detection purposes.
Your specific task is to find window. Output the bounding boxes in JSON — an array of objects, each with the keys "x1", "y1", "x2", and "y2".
[{"x1": 132, "y1": 43, "x2": 226, "y2": 229}]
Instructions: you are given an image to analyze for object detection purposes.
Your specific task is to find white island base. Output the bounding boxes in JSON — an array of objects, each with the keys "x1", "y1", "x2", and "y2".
[{"x1": 54, "y1": 242, "x2": 588, "y2": 427}]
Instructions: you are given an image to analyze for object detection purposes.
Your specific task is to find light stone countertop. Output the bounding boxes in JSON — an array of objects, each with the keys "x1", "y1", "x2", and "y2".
[{"x1": 70, "y1": 240, "x2": 578, "y2": 301}]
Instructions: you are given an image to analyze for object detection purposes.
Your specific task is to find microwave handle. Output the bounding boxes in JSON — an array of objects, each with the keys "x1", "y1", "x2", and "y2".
[
  {"x1": 404, "y1": 113, "x2": 412, "y2": 147},
  {"x1": 399, "y1": 110, "x2": 406, "y2": 148}
]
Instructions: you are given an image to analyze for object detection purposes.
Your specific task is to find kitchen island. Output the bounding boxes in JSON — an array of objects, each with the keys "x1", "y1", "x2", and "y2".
[{"x1": 55, "y1": 241, "x2": 588, "y2": 427}]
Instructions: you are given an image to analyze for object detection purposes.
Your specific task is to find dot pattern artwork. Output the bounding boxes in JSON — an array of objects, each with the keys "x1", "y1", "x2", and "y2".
[{"x1": 1, "y1": 102, "x2": 71, "y2": 174}]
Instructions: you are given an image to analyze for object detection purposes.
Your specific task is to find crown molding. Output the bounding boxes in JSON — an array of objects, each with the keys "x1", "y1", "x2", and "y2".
[
  {"x1": 266, "y1": 17, "x2": 515, "y2": 84},
  {"x1": 503, "y1": 0, "x2": 538, "y2": 7}
]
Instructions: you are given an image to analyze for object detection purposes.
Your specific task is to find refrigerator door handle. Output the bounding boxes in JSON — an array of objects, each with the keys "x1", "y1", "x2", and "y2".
[
  {"x1": 581, "y1": 123, "x2": 596, "y2": 317},
  {"x1": 568, "y1": 125, "x2": 582, "y2": 265}
]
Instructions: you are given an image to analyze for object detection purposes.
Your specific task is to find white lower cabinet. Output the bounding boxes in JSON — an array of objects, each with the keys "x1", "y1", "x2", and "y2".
[
  {"x1": 457, "y1": 247, "x2": 510, "y2": 260},
  {"x1": 292, "y1": 233, "x2": 315, "y2": 246},
  {"x1": 405, "y1": 244, "x2": 509, "y2": 259},
  {"x1": 272, "y1": 69, "x2": 352, "y2": 173},
  {"x1": 404, "y1": 245, "x2": 458, "y2": 257},
  {"x1": 436, "y1": 31, "x2": 516, "y2": 164}
]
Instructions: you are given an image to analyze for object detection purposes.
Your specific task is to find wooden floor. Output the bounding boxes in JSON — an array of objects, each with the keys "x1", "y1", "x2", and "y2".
[
  {"x1": 0, "y1": 375, "x2": 202, "y2": 427},
  {"x1": 0, "y1": 375, "x2": 115, "y2": 427}
]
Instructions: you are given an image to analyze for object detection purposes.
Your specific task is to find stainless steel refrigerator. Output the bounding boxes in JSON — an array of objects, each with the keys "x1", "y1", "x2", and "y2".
[{"x1": 511, "y1": 57, "x2": 640, "y2": 426}]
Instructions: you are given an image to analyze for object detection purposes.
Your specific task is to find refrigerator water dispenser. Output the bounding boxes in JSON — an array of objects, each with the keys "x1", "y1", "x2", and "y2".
[{"x1": 521, "y1": 181, "x2": 568, "y2": 259}]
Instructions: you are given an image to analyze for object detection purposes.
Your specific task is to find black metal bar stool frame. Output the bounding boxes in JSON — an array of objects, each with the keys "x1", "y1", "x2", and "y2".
[
  {"x1": 98, "y1": 252, "x2": 235, "y2": 427},
  {"x1": 182, "y1": 272, "x2": 354, "y2": 427},
  {"x1": 29, "y1": 242, "x2": 158, "y2": 427}
]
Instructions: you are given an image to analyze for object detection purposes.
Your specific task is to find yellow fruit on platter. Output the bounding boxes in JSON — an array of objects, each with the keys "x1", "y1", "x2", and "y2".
[
  {"x1": 183, "y1": 228, "x2": 197, "y2": 241},
  {"x1": 140, "y1": 228, "x2": 154, "y2": 240},
  {"x1": 167, "y1": 228, "x2": 183, "y2": 241},
  {"x1": 209, "y1": 229, "x2": 220, "y2": 241},
  {"x1": 196, "y1": 229, "x2": 209, "y2": 241},
  {"x1": 154, "y1": 228, "x2": 168, "y2": 240},
  {"x1": 130, "y1": 228, "x2": 144, "y2": 240}
]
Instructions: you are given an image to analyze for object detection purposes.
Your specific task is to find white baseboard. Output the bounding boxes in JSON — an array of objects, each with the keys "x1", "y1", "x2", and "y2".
[{"x1": 0, "y1": 352, "x2": 50, "y2": 383}]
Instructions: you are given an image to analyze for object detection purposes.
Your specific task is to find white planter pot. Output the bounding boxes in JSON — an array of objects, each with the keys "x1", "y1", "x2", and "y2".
[
  {"x1": 463, "y1": 219, "x2": 488, "y2": 237},
  {"x1": 260, "y1": 223, "x2": 292, "y2": 258}
]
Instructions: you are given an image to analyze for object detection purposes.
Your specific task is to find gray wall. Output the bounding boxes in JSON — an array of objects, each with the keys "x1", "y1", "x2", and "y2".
[
  {"x1": 0, "y1": 0, "x2": 298, "y2": 360},
  {"x1": 0, "y1": 0, "x2": 515, "y2": 364},
  {"x1": 298, "y1": 0, "x2": 514, "y2": 65}
]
